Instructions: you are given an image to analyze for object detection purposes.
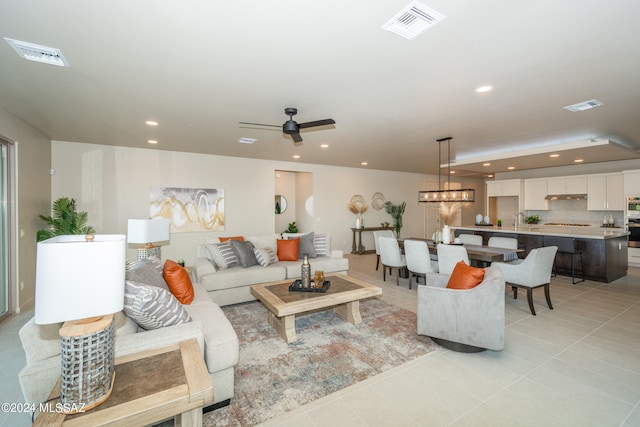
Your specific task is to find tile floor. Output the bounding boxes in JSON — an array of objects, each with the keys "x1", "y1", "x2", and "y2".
[{"x1": 1, "y1": 254, "x2": 639, "y2": 426}]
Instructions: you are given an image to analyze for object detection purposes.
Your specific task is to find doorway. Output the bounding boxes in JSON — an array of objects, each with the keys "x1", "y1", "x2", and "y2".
[{"x1": 0, "y1": 138, "x2": 13, "y2": 320}]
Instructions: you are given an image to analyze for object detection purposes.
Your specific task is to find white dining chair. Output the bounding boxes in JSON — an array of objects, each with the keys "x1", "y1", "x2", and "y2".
[
  {"x1": 487, "y1": 236, "x2": 518, "y2": 250},
  {"x1": 373, "y1": 230, "x2": 394, "y2": 271},
  {"x1": 378, "y1": 236, "x2": 407, "y2": 286},
  {"x1": 492, "y1": 246, "x2": 558, "y2": 315},
  {"x1": 436, "y1": 243, "x2": 470, "y2": 276},
  {"x1": 458, "y1": 234, "x2": 482, "y2": 245},
  {"x1": 404, "y1": 239, "x2": 439, "y2": 289}
]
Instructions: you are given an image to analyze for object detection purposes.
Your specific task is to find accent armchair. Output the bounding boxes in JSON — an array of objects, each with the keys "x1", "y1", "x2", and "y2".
[{"x1": 417, "y1": 266, "x2": 506, "y2": 351}]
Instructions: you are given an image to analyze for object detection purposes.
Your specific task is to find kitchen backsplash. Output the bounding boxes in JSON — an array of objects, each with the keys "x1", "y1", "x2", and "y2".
[{"x1": 527, "y1": 199, "x2": 624, "y2": 227}]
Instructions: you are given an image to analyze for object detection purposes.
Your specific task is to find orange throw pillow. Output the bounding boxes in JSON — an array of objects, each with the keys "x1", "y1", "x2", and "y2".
[
  {"x1": 446, "y1": 261, "x2": 485, "y2": 290},
  {"x1": 277, "y1": 238, "x2": 300, "y2": 261},
  {"x1": 219, "y1": 236, "x2": 244, "y2": 242},
  {"x1": 163, "y1": 260, "x2": 194, "y2": 304}
]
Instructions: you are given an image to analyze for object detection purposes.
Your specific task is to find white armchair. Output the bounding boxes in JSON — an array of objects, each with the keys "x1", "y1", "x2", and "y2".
[
  {"x1": 492, "y1": 246, "x2": 558, "y2": 315},
  {"x1": 417, "y1": 266, "x2": 506, "y2": 351}
]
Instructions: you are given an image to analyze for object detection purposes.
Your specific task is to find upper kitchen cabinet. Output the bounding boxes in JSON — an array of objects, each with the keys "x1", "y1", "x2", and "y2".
[
  {"x1": 524, "y1": 179, "x2": 548, "y2": 210},
  {"x1": 547, "y1": 176, "x2": 587, "y2": 195},
  {"x1": 587, "y1": 174, "x2": 624, "y2": 211},
  {"x1": 486, "y1": 179, "x2": 522, "y2": 197},
  {"x1": 623, "y1": 170, "x2": 640, "y2": 196}
]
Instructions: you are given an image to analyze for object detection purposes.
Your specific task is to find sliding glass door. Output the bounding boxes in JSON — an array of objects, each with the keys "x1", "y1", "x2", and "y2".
[{"x1": 0, "y1": 140, "x2": 9, "y2": 319}]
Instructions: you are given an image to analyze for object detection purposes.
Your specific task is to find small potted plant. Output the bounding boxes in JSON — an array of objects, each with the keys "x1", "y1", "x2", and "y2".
[{"x1": 525, "y1": 215, "x2": 540, "y2": 224}]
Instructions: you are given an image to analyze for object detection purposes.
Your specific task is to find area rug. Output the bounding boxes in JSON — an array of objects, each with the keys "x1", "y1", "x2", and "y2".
[{"x1": 204, "y1": 297, "x2": 437, "y2": 426}]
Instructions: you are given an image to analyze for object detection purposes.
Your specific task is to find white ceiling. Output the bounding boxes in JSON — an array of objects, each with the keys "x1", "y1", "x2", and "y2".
[{"x1": 1, "y1": 0, "x2": 639, "y2": 177}]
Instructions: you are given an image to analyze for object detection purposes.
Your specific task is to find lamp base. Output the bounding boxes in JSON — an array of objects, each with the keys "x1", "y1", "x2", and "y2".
[
  {"x1": 59, "y1": 314, "x2": 116, "y2": 413},
  {"x1": 136, "y1": 245, "x2": 161, "y2": 260}
]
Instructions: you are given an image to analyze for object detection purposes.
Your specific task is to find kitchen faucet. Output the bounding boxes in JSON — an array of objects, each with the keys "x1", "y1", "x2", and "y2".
[{"x1": 516, "y1": 212, "x2": 526, "y2": 227}]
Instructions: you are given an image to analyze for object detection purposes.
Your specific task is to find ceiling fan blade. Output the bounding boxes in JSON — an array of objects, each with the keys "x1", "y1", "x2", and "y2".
[
  {"x1": 298, "y1": 118, "x2": 335, "y2": 129},
  {"x1": 238, "y1": 121, "x2": 281, "y2": 128},
  {"x1": 291, "y1": 133, "x2": 303, "y2": 143}
]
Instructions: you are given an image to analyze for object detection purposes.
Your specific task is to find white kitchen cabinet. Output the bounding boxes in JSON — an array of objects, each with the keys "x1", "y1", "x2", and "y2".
[
  {"x1": 546, "y1": 176, "x2": 587, "y2": 194},
  {"x1": 587, "y1": 174, "x2": 624, "y2": 211},
  {"x1": 623, "y1": 170, "x2": 640, "y2": 195},
  {"x1": 629, "y1": 247, "x2": 640, "y2": 267},
  {"x1": 486, "y1": 179, "x2": 521, "y2": 197},
  {"x1": 524, "y1": 179, "x2": 548, "y2": 210}
]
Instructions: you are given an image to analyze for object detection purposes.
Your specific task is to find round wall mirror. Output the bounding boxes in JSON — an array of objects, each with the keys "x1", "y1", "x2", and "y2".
[{"x1": 275, "y1": 195, "x2": 287, "y2": 214}]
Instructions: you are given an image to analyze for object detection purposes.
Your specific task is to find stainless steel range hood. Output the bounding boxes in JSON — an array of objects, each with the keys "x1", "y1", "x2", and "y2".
[{"x1": 544, "y1": 194, "x2": 588, "y2": 200}]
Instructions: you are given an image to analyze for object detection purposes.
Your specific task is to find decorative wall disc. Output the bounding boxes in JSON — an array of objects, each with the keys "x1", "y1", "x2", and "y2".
[
  {"x1": 348, "y1": 194, "x2": 368, "y2": 214},
  {"x1": 371, "y1": 192, "x2": 385, "y2": 210}
]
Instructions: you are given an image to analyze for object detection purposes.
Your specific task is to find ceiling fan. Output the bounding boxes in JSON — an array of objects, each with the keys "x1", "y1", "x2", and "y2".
[{"x1": 239, "y1": 107, "x2": 335, "y2": 145}]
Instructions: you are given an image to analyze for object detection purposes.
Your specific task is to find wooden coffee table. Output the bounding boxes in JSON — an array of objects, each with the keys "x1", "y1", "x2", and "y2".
[{"x1": 250, "y1": 274, "x2": 382, "y2": 343}]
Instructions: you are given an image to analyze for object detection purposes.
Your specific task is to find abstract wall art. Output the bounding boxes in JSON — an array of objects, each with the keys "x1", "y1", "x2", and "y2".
[{"x1": 150, "y1": 187, "x2": 224, "y2": 232}]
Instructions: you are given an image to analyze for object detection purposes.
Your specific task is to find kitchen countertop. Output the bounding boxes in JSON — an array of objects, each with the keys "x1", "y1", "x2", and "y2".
[{"x1": 456, "y1": 225, "x2": 629, "y2": 240}]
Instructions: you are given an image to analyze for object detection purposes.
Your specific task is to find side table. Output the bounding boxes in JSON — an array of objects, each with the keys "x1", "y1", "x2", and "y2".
[
  {"x1": 351, "y1": 226, "x2": 395, "y2": 254},
  {"x1": 34, "y1": 338, "x2": 213, "y2": 427}
]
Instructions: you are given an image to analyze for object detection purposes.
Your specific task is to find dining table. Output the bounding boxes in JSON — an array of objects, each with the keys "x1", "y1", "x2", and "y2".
[{"x1": 398, "y1": 237, "x2": 522, "y2": 264}]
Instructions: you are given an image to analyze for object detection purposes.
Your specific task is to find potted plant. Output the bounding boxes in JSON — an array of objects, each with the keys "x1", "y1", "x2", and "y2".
[
  {"x1": 525, "y1": 215, "x2": 540, "y2": 224},
  {"x1": 37, "y1": 197, "x2": 96, "y2": 242},
  {"x1": 384, "y1": 201, "x2": 406, "y2": 238}
]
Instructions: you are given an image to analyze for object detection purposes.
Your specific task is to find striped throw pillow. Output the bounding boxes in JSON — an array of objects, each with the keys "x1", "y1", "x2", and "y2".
[
  {"x1": 253, "y1": 247, "x2": 278, "y2": 267},
  {"x1": 314, "y1": 233, "x2": 330, "y2": 257},
  {"x1": 206, "y1": 241, "x2": 239, "y2": 269},
  {"x1": 123, "y1": 280, "x2": 192, "y2": 330}
]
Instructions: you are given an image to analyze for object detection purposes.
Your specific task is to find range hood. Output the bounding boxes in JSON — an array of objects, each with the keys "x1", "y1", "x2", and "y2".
[{"x1": 544, "y1": 194, "x2": 588, "y2": 200}]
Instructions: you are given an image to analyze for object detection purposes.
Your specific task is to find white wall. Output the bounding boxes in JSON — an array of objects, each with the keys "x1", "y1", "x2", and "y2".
[{"x1": 51, "y1": 141, "x2": 476, "y2": 264}]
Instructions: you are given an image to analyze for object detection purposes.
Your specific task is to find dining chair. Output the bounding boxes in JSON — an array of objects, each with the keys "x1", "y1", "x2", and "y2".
[
  {"x1": 436, "y1": 243, "x2": 470, "y2": 276},
  {"x1": 378, "y1": 236, "x2": 407, "y2": 286},
  {"x1": 487, "y1": 236, "x2": 518, "y2": 250},
  {"x1": 373, "y1": 230, "x2": 394, "y2": 271},
  {"x1": 404, "y1": 239, "x2": 439, "y2": 289},
  {"x1": 458, "y1": 234, "x2": 482, "y2": 245},
  {"x1": 492, "y1": 246, "x2": 558, "y2": 315}
]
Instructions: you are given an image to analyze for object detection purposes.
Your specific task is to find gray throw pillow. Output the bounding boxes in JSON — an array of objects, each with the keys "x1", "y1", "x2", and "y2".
[
  {"x1": 125, "y1": 257, "x2": 169, "y2": 290},
  {"x1": 123, "y1": 280, "x2": 192, "y2": 330},
  {"x1": 230, "y1": 240, "x2": 258, "y2": 268},
  {"x1": 294, "y1": 232, "x2": 316, "y2": 258}
]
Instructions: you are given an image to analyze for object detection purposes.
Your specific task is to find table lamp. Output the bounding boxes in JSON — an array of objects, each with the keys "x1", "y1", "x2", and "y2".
[
  {"x1": 127, "y1": 218, "x2": 171, "y2": 259},
  {"x1": 35, "y1": 234, "x2": 126, "y2": 412}
]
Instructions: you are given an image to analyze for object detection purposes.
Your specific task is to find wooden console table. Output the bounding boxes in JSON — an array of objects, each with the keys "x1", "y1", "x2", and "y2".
[
  {"x1": 351, "y1": 226, "x2": 394, "y2": 254},
  {"x1": 34, "y1": 338, "x2": 212, "y2": 427}
]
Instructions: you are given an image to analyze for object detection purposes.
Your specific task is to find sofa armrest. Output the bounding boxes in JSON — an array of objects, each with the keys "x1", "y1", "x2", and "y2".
[
  {"x1": 193, "y1": 257, "x2": 217, "y2": 282},
  {"x1": 330, "y1": 249, "x2": 344, "y2": 258},
  {"x1": 425, "y1": 272, "x2": 449, "y2": 288},
  {"x1": 114, "y1": 320, "x2": 205, "y2": 358}
]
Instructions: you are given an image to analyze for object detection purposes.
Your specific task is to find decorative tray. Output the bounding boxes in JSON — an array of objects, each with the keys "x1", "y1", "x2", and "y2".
[{"x1": 289, "y1": 279, "x2": 330, "y2": 293}]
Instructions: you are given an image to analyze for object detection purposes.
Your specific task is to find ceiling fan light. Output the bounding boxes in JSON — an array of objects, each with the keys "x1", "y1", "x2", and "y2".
[{"x1": 283, "y1": 120, "x2": 298, "y2": 134}]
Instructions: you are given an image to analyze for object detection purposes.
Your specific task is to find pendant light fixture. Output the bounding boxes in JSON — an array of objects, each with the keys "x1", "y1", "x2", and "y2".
[{"x1": 418, "y1": 137, "x2": 476, "y2": 203}]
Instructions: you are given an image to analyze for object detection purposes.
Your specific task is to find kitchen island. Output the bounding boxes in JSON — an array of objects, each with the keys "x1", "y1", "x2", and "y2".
[{"x1": 453, "y1": 225, "x2": 629, "y2": 283}]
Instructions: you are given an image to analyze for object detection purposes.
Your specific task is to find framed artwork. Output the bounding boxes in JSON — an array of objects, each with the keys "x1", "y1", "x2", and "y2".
[{"x1": 150, "y1": 187, "x2": 224, "y2": 232}]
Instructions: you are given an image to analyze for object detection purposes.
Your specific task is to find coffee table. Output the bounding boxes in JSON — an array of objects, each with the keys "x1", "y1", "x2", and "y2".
[
  {"x1": 250, "y1": 273, "x2": 382, "y2": 343},
  {"x1": 33, "y1": 338, "x2": 212, "y2": 427}
]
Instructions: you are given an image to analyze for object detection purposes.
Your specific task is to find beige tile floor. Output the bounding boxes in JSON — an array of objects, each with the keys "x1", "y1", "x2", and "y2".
[{"x1": 1, "y1": 254, "x2": 639, "y2": 426}]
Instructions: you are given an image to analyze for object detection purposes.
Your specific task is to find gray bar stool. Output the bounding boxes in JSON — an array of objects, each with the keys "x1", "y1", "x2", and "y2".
[{"x1": 543, "y1": 236, "x2": 585, "y2": 284}]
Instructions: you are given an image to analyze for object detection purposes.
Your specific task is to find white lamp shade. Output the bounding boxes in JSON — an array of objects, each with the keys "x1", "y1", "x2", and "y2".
[
  {"x1": 127, "y1": 219, "x2": 171, "y2": 244},
  {"x1": 35, "y1": 234, "x2": 126, "y2": 325}
]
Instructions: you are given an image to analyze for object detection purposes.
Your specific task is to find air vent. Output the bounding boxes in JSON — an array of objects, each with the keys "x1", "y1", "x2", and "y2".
[
  {"x1": 563, "y1": 99, "x2": 603, "y2": 112},
  {"x1": 4, "y1": 38, "x2": 69, "y2": 67},
  {"x1": 238, "y1": 137, "x2": 257, "y2": 144},
  {"x1": 382, "y1": 1, "x2": 446, "y2": 40}
]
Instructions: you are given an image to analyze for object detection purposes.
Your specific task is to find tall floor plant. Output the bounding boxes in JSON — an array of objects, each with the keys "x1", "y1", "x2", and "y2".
[
  {"x1": 37, "y1": 197, "x2": 96, "y2": 242},
  {"x1": 384, "y1": 201, "x2": 406, "y2": 238}
]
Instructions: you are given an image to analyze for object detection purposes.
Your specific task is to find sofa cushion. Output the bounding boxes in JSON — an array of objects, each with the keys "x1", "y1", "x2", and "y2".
[
  {"x1": 446, "y1": 261, "x2": 485, "y2": 290},
  {"x1": 280, "y1": 256, "x2": 349, "y2": 279},
  {"x1": 124, "y1": 280, "x2": 192, "y2": 330},
  {"x1": 277, "y1": 238, "x2": 299, "y2": 261},
  {"x1": 230, "y1": 240, "x2": 258, "y2": 268},
  {"x1": 198, "y1": 264, "x2": 287, "y2": 292},
  {"x1": 125, "y1": 257, "x2": 169, "y2": 290},
  {"x1": 245, "y1": 234, "x2": 278, "y2": 252},
  {"x1": 253, "y1": 247, "x2": 278, "y2": 267},
  {"x1": 163, "y1": 260, "x2": 195, "y2": 304},
  {"x1": 207, "y1": 241, "x2": 239, "y2": 269}
]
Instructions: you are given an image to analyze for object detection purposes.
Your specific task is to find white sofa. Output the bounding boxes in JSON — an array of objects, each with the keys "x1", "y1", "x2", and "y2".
[
  {"x1": 193, "y1": 233, "x2": 349, "y2": 306},
  {"x1": 18, "y1": 281, "x2": 239, "y2": 408}
]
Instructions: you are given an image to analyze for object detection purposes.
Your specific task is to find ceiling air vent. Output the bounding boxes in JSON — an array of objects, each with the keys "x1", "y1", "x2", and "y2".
[
  {"x1": 382, "y1": 1, "x2": 446, "y2": 40},
  {"x1": 563, "y1": 99, "x2": 603, "y2": 112},
  {"x1": 4, "y1": 38, "x2": 69, "y2": 67}
]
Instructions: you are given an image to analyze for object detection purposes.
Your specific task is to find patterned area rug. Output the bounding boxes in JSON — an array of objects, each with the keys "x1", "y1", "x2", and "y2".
[{"x1": 204, "y1": 297, "x2": 437, "y2": 426}]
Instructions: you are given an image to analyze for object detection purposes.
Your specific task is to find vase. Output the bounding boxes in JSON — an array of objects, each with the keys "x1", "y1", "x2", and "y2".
[{"x1": 355, "y1": 217, "x2": 363, "y2": 229}]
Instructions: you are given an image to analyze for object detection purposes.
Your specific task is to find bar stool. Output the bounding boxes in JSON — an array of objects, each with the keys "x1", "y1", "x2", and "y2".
[{"x1": 543, "y1": 236, "x2": 585, "y2": 284}]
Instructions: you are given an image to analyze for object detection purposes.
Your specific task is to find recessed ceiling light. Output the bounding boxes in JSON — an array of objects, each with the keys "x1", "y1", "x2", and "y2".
[
  {"x1": 487, "y1": 174, "x2": 494, "y2": 178},
  {"x1": 320, "y1": 144, "x2": 329, "y2": 148},
  {"x1": 574, "y1": 159, "x2": 584, "y2": 163},
  {"x1": 450, "y1": 170, "x2": 455, "y2": 174},
  {"x1": 238, "y1": 137, "x2": 257, "y2": 144},
  {"x1": 147, "y1": 139, "x2": 158, "y2": 144},
  {"x1": 145, "y1": 120, "x2": 158, "y2": 126},
  {"x1": 361, "y1": 162, "x2": 368, "y2": 166},
  {"x1": 483, "y1": 162, "x2": 491, "y2": 166},
  {"x1": 507, "y1": 166, "x2": 515, "y2": 170},
  {"x1": 550, "y1": 153, "x2": 560, "y2": 158},
  {"x1": 293, "y1": 155, "x2": 300, "y2": 159},
  {"x1": 476, "y1": 85, "x2": 493, "y2": 93}
]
